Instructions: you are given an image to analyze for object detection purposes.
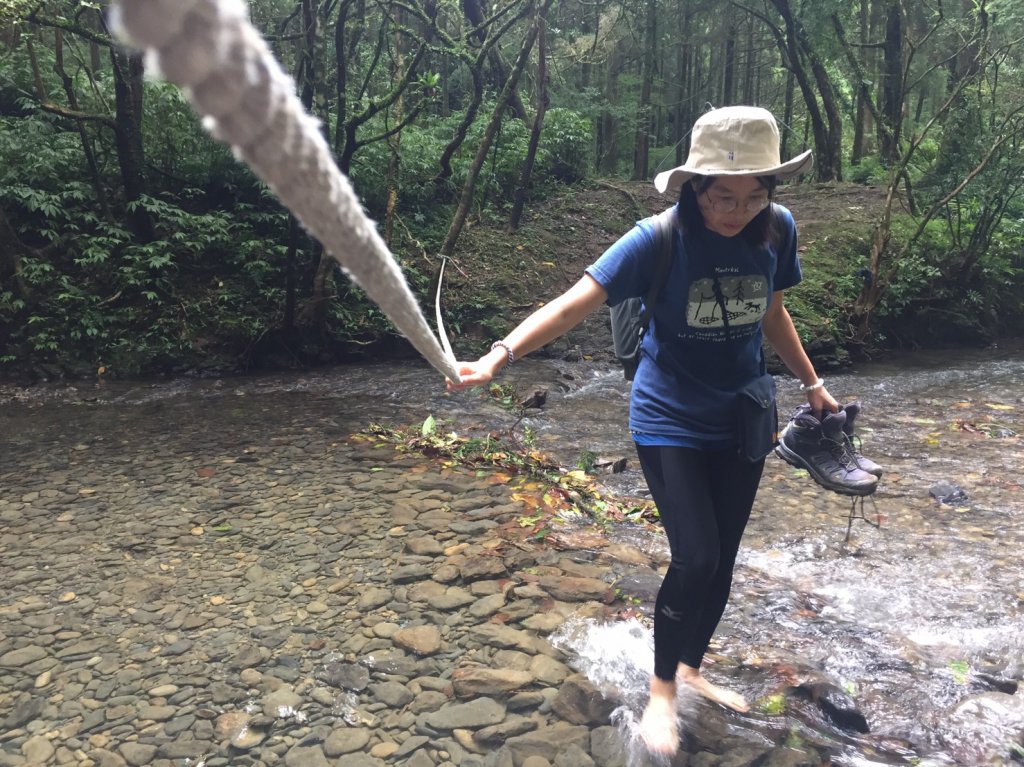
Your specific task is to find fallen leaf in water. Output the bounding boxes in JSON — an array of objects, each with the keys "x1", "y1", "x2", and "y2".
[{"x1": 196, "y1": 467, "x2": 216, "y2": 478}]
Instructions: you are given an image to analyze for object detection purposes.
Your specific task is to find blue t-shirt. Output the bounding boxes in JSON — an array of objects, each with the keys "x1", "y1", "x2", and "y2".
[{"x1": 586, "y1": 204, "x2": 802, "y2": 446}]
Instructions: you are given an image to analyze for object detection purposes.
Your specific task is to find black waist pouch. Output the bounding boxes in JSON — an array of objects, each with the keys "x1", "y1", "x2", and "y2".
[{"x1": 736, "y1": 373, "x2": 778, "y2": 462}]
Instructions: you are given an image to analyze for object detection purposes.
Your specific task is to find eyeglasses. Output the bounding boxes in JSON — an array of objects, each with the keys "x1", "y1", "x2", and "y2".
[{"x1": 703, "y1": 192, "x2": 771, "y2": 214}]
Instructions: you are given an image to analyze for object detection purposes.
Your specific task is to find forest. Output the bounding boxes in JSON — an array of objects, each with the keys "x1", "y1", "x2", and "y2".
[{"x1": 1, "y1": 0, "x2": 1023, "y2": 378}]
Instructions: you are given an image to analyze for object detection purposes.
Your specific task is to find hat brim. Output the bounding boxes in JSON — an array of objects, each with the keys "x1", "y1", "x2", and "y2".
[{"x1": 653, "y1": 149, "x2": 814, "y2": 195}]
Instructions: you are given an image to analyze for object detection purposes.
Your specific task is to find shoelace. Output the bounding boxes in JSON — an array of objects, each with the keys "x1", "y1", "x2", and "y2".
[
  {"x1": 847, "y1": 433, "x2": 872, "y2": 470},
  {"x1": 822, "y1": 433, "x2": 862, "y2": 471}
]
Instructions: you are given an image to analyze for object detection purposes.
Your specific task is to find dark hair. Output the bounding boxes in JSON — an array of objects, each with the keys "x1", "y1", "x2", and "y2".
[{"x1": 678, "y1": 175, "x2": 779, "y2": 247}]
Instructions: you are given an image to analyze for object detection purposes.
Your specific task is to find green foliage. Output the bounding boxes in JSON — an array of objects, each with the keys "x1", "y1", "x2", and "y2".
[
  {"x1": 871, "y1": 210, "x2": 1024, "y2": 346},
  {"x1": 2, "y1": 182, "x2": 293, "y2": 373},
  {"x1": 576, "y1": 448, "x2": 598, "y2": 473},
  {"x1": 2, "y1": 0, "x2": 1023, "y2": 377},
  {"x1": 846, "y1": 157, "x2": 890, "y2": 186},
  {"x1": 348, "y1": 105, "x2": 592, "y2": 245},
  {"x1": 539, "y1": 108, "x2": 593, "y2": 183}
]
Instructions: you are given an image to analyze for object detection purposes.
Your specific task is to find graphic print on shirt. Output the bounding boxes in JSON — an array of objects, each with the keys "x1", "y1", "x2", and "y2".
[{"x1": 687, "y1": 275, "x2": 768, "y2": 330}]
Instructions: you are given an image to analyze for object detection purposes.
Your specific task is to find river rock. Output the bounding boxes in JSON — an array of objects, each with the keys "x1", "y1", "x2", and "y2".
[
  {"x1": 393, "y1": 625, "x2": 442, "y2": 655},
  {"x1": 942, "y1": 691, "x2": 1024, "y2": 765},
  {"x1": 505, "y1": 725, "x2": 591, "y2": 763},
  {"x1": 118, "y1": 742, "x2": 158, "y2": 766},
  {"x1": 284, "y1": 745, "x2": 332, "y2": 767},
  {"x1": 452, "y1": 667, "x2": 534, "y2": 697},
  {"x1": 22, "y1": 735, "x2": 55, "y2": 763},
  {"x1": 930, "y1": 480, "x2": 968, "y2": 505},
  {"x1": 263, "y1": 687, "x2": 302, "y2": 718},
  {"x1": 590, "y1": 725, "x2": 627, "y2": 767},
  {"x1": 538, "y1": 575, "x2": 614, "y2": 603},
  {"x1": 406, "y1": 537, "x2": 444, "y2": 556},
  {"x1": 357, "y1": 587, "x2": 393, "y2": 610},
  {"x1": 370, "y1": 680, "x2": 415, "y2": 707},
  {"x1": 473, "y1": 715, "x2": 539, "y2": 746},
  {"x1": 3, "y1": 694, "x2": 44, "y2": 730},
  {"x1": 1, "y1": 645, "x2": 48, "y2": 667},
  {"x1": 469, "y1": 624, "x2": 538, "y2": 653},
  {"x1": 551, "y1": 675, "x2": 617, "y2": 725},
  {"x1": 421, "y1": 697, "x2": 506, "y2": 730},
  {"x1": 215, "y1": 711, "x2": 267, "y2": 748},
  {"x1": 795, "y1": 682, "x2": 869, "y2": 733},
  {"x1": 320, "y1": 661, "x2": 370, "y2": 691},
  {"x1": 522, "y1": 757, "x2": 553, "y2": 767},
  {"x1": 323, "y1": 727, "x2": 371, "y2": 756},
  {"x1": 460, "y1": 556, "x2": 508, "y2": 581}
]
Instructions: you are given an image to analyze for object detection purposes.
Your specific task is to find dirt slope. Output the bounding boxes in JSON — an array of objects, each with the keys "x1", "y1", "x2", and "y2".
[{"x1": 449, "y1": 180, "x2": 887, "y2": 364}]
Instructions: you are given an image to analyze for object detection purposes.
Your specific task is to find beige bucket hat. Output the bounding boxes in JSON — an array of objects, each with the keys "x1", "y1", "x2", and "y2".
[{"x1": 653, "y1": 106, "x2": 813, "y2": 194}]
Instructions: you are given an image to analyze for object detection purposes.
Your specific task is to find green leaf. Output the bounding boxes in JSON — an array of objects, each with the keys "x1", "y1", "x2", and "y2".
[
  {"x1": 421, "y1": 414, "x2": 437, "y2": 437},
  {"x1": 759, "y1": 693, "x2": 786, "y2": 715},
  {"x1": 949, "y1": 660, "x2": 970, "y2": 684}
]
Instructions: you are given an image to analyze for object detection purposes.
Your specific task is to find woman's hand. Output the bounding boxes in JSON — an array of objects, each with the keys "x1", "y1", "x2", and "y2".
[
  {"x1": 446, "y1": 350, "x2": 507, "y2": 392},
  {"x1": 806, "y1": 385, "x2": 838, "y2": 418}
]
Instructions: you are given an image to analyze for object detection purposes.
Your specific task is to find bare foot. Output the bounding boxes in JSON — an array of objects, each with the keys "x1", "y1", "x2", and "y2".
[
  {"x1": 639, "y1": 677, "x2": 679, "y2": 756},
  {"x1": 677, "y1": 664, "x2": 750, "y2": 713}
]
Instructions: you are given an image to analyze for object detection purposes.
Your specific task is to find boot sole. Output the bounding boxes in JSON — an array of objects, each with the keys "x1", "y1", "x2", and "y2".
[{"x1": 774, "y1": 440, "x2": 878, "y2": 497}]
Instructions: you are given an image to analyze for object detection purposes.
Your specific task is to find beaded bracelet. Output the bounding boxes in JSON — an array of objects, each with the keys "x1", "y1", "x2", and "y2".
[
  {"x1": 799, "y1": 377, "x2": 825, "y2": 392},
  {"x1": 490, "y1": 340, "x2": 515, "y2": 367}
]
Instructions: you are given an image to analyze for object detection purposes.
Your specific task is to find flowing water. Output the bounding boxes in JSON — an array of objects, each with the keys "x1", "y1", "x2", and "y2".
[{"x1": 2, "y1": 341, "x2": 1022, "y2": 765}]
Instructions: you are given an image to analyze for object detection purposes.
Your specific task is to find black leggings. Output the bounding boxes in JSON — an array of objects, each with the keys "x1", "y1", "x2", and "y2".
[{"x1": 636, "y1": 444, "x2": 765, "y2": 682}]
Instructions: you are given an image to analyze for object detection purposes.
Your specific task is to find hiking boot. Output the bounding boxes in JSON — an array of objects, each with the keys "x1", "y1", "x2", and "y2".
[
  {"x1": 840, "y1": 401, "x2": 884, "y2": 478},
  {"x1": 775, "y1": 409, "x2": 879, "y2": 496}
]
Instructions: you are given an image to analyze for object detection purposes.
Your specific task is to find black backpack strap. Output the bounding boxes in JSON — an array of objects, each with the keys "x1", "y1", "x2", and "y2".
[{"x1": 638, "y1": 206, "x2": 676, "y2": 331}]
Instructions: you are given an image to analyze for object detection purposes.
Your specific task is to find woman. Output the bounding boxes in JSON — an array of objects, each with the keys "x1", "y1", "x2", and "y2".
[{"x1": 448, "y1": 106, "x2": 838, "y2": 756}]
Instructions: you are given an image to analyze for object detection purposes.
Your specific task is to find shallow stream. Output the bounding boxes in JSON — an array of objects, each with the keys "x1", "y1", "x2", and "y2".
[{"x1": 1, "y1": 341, "x2": 1022, "y2": 766}]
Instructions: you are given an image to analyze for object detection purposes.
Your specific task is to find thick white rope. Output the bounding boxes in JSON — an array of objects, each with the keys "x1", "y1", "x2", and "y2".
[{"x1": 110, "y1": 0, "x2": 461, "y2": 382}]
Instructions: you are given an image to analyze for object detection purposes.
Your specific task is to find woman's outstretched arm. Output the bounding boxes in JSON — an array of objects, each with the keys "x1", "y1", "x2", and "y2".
[{"x1": 447, "y1": 274, "x2": 609, "y2": 390}]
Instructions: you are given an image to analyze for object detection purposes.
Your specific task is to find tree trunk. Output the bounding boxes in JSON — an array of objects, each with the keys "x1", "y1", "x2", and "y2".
[
  {"x1": 631, "y1": 0, "x2": 657, "y2": 181},
  {"x1": 742, "y1": 19, "x2": 756, "y2": 104},
  {"x1": 299, "y1": 0, "x2": 319, "y2": 124},
  {"x1": 598, "y1": 44, "x2": 621, "y2": 174},
  {"x1": 878, "y1": 0, "x2": 903, "y2": 164},
  {"x1": 383, "y1": 16, "x2": 406, "y2": 245},
  {"x1": 283, "y1": 217, "x2": 300, "y2": 332},
  {"x1": 851, "y1": 0, "x2": 871, "y2": 163},
  {"x1": 0, "y1": 206, "x2": 30, "y2": 301},
  {"x1": 675, "y1": 0, "x2": 693, "y2": 165},
  {"x1": 109, "y1": 47, "x2": 155, "y2": 242},
  {"x1": 769, "y1": 0, "x2": 843, "y2": 181},
  {"x1": 436, "y1": 65, "x2": 484, "y2": 193},
  {"x1": 508, "y1": 18, "x2": 548, "y2": 232},
  {"x1": 333, "y1": 0, "x2": 351, "y2": 153},
  {"x1": 781, "y1": 68, "x2": 795, "y2": 159},
  {"x1": 54, "y1": 30, "x2": 111, "y2": 219},
  {"x1": 723, "y1": 23, "x2": 736, "y2": 105},
  {"x1": 295, "y1": 0, "x2": 334, "y2": 334},
  {"x1": 440, "y1": 4, "x2": 548, "y2": 256},
  {"x1": 461, "y1": 0, "x2": 532, "y2": 126}
]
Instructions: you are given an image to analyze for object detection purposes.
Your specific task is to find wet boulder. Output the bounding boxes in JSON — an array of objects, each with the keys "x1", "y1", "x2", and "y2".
[
  {"x1": 550, "y1": 674, "x2": 617, "y2": 725},
  {"x1": 794, "y1": 682, "x2": 870, "y2": 733},
  {"x1": 941, "y1": 691, "x2": 1024, "y2": 766},
  {"x1": 929, "y1": 480, "x2": 968, "y2": 506}
]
